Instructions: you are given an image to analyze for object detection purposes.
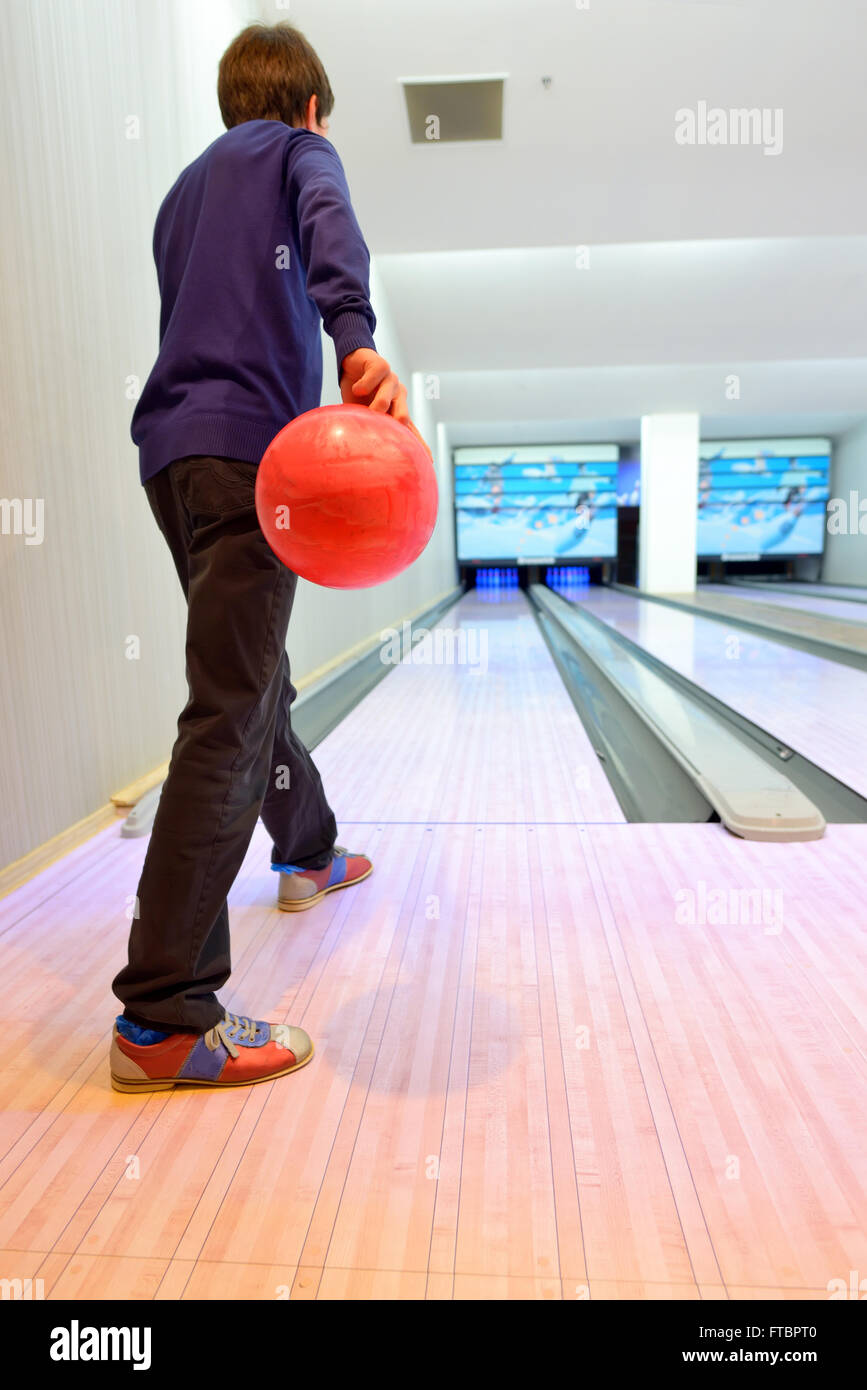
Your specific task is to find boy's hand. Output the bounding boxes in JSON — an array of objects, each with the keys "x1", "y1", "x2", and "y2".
[
  {"x1": 340, "y1": 348, "x2": 433, "y2": 461},
  {"x1": 340, "y1": 348, "x2": 393, "y2": 410}
]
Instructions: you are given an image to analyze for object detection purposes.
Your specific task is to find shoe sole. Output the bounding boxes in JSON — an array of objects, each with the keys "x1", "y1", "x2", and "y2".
[
  {"x1": 277, "y1": 863, "x2": 373, "y2": 912},
  {"x1": 110, "y1": 1042, "x2": 315, "y2": 1093}
]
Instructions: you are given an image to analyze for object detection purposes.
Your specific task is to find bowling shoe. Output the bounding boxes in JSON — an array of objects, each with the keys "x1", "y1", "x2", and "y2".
[
  {"x1": 273, "y1": 846, "x2": 373, "y2": 911},
  {"x1": 110, "y1": 1010, "x2": 313, "y2": 1092}
]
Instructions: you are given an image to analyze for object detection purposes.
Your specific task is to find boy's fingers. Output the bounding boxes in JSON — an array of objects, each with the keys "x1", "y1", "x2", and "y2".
[
  {"x1": 351, "y1": 359, "x2": 390, "y2": 396},
  {"x1": 351, "y1": 371, "x2": 376, "y2": 394},
  {"x1": 342, "y1": 373, "x2": 433, "y2": 458},
  {"x1": 404, "y1": 418, "x2": 434, "y2": 460},
  {"x1": 351, "y1": 374, "x2": 377, "y2": 396},
  {"x1": 389, "y1": 383, "x2": 410, "y2": 423},
  {"x1": 341, "y1": 358, "x2": 428, "y2": 452},
  {"x1": 368, "y1": 371, "x2": 399, "y2": 412}
]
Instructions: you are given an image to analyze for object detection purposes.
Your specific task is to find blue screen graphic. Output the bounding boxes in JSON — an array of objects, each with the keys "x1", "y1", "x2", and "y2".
[
  {"x1": 697, "y1": 443, "x2": 830, "y2": 557},
  {"x1": 454, "y1": 450, "x2": 619, "y2": 561}
]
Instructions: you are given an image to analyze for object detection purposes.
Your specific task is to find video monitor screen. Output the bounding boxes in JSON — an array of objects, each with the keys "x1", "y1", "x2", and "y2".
[
  {"x1": 454, "y1": 445, "x2": 619, "y2": 562},
  {"x1": 698, "y1": 439, "x2": 831, "y2": 558}
]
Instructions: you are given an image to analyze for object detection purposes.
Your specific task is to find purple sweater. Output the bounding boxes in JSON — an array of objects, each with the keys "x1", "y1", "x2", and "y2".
[{"x1": 131, "y1": 120, "x2": 377, "y2": 482}]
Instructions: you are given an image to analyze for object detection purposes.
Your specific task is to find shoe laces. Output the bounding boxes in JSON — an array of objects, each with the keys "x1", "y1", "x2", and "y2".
[
  {"x1": 203, "y1": 1011, "x2": 295, "y2": 1058},
  {"x1": 204, "y1": 1011, "x2": 258, "y2": 1060}
]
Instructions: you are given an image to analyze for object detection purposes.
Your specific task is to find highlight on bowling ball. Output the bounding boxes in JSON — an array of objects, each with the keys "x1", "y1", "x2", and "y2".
[{"x1": 255, "y1": 404, "x2": 439, "y2": 589}]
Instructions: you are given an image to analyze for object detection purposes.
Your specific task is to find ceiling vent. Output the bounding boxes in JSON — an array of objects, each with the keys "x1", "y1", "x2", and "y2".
[{"x1": 400, "y1": 74, "x2": 506, "y2": 144}]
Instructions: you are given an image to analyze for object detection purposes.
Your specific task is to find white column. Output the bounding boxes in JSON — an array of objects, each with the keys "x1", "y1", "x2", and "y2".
[{"x1": 638, "y1": 413, "x2": 700, "y2": 594}]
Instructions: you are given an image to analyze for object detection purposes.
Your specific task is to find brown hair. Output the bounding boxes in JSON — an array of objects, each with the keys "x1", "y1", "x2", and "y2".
[{"x1": 217, "y1": 22, "x2": 334, "y2": 130}]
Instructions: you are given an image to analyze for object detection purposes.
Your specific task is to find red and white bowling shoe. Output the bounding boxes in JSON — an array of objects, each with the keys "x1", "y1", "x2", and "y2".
[{"x1": 110, "y1": 1011, "x2": 313, "y2": 1092}]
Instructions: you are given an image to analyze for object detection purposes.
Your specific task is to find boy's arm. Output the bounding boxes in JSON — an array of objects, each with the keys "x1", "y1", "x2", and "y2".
[
  {"x1": 287, "y1": 132, "x2": 431, "y2": 453},
  {"x1": 287, "y1": 132, "x2": 376, "y2": 369}
]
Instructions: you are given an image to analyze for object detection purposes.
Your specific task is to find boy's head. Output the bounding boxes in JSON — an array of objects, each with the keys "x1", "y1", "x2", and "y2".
[{"x1": 218, "y1": 22, "x2": 334, "y2": 135}]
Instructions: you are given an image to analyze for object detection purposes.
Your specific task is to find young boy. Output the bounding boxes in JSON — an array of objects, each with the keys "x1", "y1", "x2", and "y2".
[{"x1": 111, "y1": 22, "x2": 414, "y2": 1093}]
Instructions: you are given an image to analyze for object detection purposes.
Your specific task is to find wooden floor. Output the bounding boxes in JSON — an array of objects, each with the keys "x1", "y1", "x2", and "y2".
[{"x1": 1, "y1": 592, "x2": 865, "y2": 1300}]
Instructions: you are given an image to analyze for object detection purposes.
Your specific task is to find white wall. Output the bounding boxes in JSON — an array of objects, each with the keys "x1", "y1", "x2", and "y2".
[
  {"x1": 823, "y1": 422, "x2": 867, "y2": 585},
  {"x1": 0, "y1": 0, "x2": 252, "y2": 869},
  {"x1": 0, "y1": 0, "x2": 456, "y2": 871}
]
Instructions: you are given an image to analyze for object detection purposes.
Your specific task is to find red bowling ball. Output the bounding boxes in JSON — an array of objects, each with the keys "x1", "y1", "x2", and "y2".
[{"x1": 255, "y1": 404, "x2": 438, "y2": 589}]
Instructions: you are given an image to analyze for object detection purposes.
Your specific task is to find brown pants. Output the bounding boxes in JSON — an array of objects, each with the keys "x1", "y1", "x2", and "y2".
[{"x1": 112, "y1": 456, "x2": 337, "y2": 1033}]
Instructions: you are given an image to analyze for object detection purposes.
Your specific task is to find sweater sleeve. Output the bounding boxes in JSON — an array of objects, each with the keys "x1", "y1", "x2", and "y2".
[{"x1": 287, "y1": 132, "x2": 377, "y2": 381}]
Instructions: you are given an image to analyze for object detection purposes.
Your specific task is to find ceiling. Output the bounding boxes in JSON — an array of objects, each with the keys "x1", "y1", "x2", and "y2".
[{"x1": 259, "y1": 0, "x2": 867, "y2": 446}]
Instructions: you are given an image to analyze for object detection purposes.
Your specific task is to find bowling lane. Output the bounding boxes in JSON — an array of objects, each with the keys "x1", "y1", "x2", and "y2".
[
  {"x1": 742, "y1": 582, "x2": 867, "y2": 605},
  {"x1": 700, "y1": 583, "x2": 867, "y2": 626},
  {"x1": 666, "y1": 586, "x2": 867, "y2": 656},
  {"x1": 311, "y1": 589, "x2": 625, "y2": 825},
  {"x1": 565, "y1": 587, "x2": 867, "y2": 799}
]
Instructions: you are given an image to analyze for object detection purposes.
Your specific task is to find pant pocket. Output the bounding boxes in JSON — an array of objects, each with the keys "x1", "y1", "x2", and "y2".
[{"x1": 176, "y1": 456, "x2": 258, "y2": 523}]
